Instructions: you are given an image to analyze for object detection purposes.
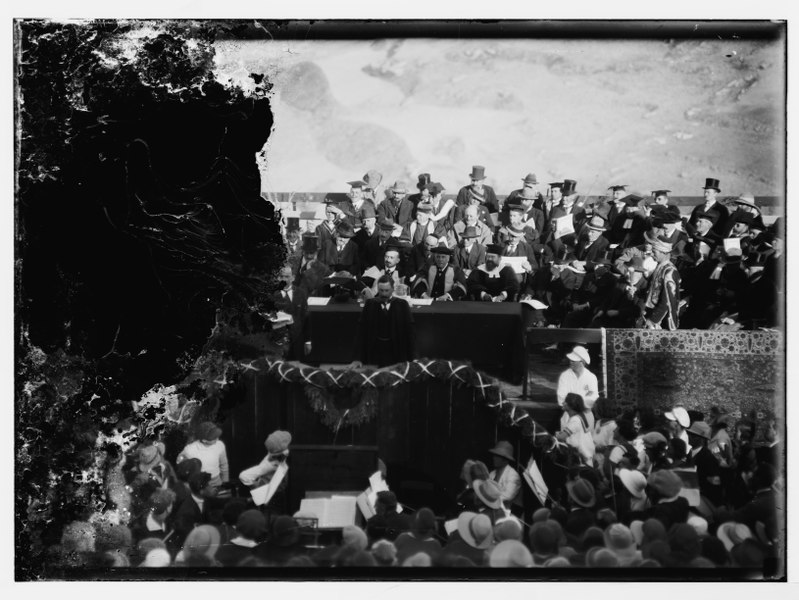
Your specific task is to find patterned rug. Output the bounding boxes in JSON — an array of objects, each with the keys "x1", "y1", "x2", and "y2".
[{"x1": 605, "y1": 329, "x2": 784, "y2": 424}]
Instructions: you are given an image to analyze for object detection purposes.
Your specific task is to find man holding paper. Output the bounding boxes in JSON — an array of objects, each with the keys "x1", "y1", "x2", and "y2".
[{"x1": 239, "y1": 430, "x2": 292, "y2": 511}]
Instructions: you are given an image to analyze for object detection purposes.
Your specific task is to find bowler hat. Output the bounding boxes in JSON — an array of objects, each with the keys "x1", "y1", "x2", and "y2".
[
  {"x1": 461, "y1": 226, "x2": 479, "y2": 239},
  {"x1": 522, "y1": 173, "x2": 538, "y2": 185},
  {"x1": 489, "y1": 540, "x2": 534, "y2": 567},
  {"x1": 703, "y1": 178, "x2": 721, "y2": 191},
  {"x1": 197, "y1": 421, "x2": 222, "y2": 442},
  {"x1": 265, "y1": 430, "x2": 292, "y2": 454},
  {"x1": 430, "y1": 244, "x2": 453, "y2": 256},
  {"x1": 378, "y1": 218, "x2": 396, "y2": 232},
  {"x1": 416, "y1": 173, "x2": 432, "y2": 190},
  {"x1": 647, "y1": 469, "x2": 682, "y2": 499},
  {"x1": 566, "y1": 345, "x2": 591, "y2": 365},
  {"x1": 469, "y1": 165, "x2": 487, "y2": 180},
  {"x1": 457, "y1": 512, "x2": 493, "y2": 549},
  {"x1": 566, "y1": 477, "x2": 596, "y2": 508},
  {"x1": 562, "y1": 179, "x2": 578, "y2": 196},
  {"x1": 360, "y1": 203, "x2": 377, "y2": 219},
  {"x1": 473, "y1": 479, "x2": 504, "y2": 509},
  {"x1": 585, "y1": 215, "x2": 607, "y2": 232},
  {"x1": 488, "y1": 440, "x2": 515, "y2": 462}
]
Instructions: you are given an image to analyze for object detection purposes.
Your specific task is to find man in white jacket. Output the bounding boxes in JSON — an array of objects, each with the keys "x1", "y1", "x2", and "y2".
[{"x1": 487, "y1": 440, "x2": 523, "y2": 517}]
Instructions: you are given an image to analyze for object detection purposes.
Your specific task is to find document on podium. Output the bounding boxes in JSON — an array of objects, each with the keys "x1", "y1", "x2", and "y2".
[
  {"x1": 299, "y1": 495, "x2": 357, "y2": 529},
  {"x1": 250, "y1": 462, "x2": 288, "y2": 506}
]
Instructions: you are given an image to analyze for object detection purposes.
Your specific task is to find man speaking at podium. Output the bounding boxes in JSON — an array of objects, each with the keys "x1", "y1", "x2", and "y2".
[{"x1": 351, "y1": 275, "x2": 415, "y2": 368}]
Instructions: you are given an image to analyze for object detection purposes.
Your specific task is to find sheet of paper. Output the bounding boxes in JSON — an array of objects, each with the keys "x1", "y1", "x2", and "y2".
[
  {"x1": 723, "y1": 237, "x2": 741, "y2": 252},
  {"x1": 299, "y1": 498, "x2": 328, "y2": 523},
  {"x1": 409, "y1": 298, "x2": 434, "y2": 306},
  {"x1": 553, "y1": 215, "x2": 574, "y2": 239},
  {"x1": 672, "y1": 467, "x2": 701, "y2": 507},
  {"x1": 356, "y1": 491, "x2": 375, "y2": 520},
  {"x1": 307, "y1": 296, "x2": 330, "y2": 306},
  {"x1": 269, "y1": 311, "x2": 293, "y2": 325},
  {"x1": 261, "y1": 462, "x2": 288, "y2": 505},
  {"x1": 369, "y1": 471, "x2": 388, "y2": 493},
  {"x1": 523, "y1": 458, "x2": 548, "y2": 507},
  {"x1": 325, "y1": 496, "x2": 357, "y2": 528},
  {"x1": 444, "y1": 518, "x2": 459, "y2": 536},
  {"x1": 362, "y1": 266, "x2": 383, "y2": 281},
  {"x1": 501, "y1": 256, "x2": 527, "y2": 274},
  {"x1": 520, "y1": 298, "x2": 548, "y2": 310}
]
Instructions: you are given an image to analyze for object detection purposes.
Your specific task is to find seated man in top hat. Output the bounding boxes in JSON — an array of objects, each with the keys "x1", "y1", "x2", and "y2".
[
  {"x1": 466, "y1": 243, "x2": 519, "y2": 302},
  {"x1": 290, "y1": 233, "x2": 331, "y2": 296},
  {"x1": 377, "y1": 181, "x2": 415, "y2": 228},
  {"x1": 351, "y1": 275, "x2": 415, "y2": 368},
  {"x1": 408, "y1": 173, "x2": 432, "y2": 210},
  {"x1": 410, "y1": 243, "x2": 468, "y2": 301},
  {"x1": 689, "y1": 177, "x2": 730, "y2": 236},
  {"x1": 455, "y1": 165, "x2": 500, "y2": 216}
]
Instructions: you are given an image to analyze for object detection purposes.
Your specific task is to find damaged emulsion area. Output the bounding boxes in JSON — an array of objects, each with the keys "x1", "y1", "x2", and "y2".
[{"x1": 15, "y1": 20, "x2": 281, "y2": 579}]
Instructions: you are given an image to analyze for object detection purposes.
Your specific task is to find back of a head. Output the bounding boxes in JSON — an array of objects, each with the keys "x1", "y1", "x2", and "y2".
[
  {"x1": 402, "y1": 551, "x2": 432, "y2": 567},
  {"x1": 348, "y1": 550, "x2": 378, "y2": 567},
  {"x1": 188, "y1": 471, "x2": 212, "y2": 495},
  {"x1": 469, "y1": 460, "x2": 490, "y2": 483},
  {"x1": 371, "y1": 539, "x2": 398, "y2": 566},
  {"x1": 341, "y1": 524, "x2": 368, "y2": 551},
  {"x1": 94, "y1": 521, "x2": 133, "y2": 555},
  {"x1": 176, "y1": 457, "x2": 202, "y2": 482},
  {"x1": 494, "y1": 518, "x2": 523, "y2": 542},
  {"x1": 222, "y1": 498, "x2": 248, "y2": 526},
  {"x1": 412, "y1": 508, "x2": 437, "y2": 538},
  {"x1": 184, "y1": 524, "x2": 222, "y2": 559},
  {"x1": 564, "y1": 392, "x2": 586, "y2": 413},
  {"x1": 529, "y1": 521, "x2": 558, "y2": 556}
]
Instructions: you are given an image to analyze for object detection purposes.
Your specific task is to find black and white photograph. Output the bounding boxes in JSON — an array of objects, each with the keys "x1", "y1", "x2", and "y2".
[{"x1": 11, "y1": 10, "x2": 788, "y2": 584}]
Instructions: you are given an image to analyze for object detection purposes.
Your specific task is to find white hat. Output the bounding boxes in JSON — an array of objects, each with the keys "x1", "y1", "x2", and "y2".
[
  {"x1": 566, "y1": 345, "x2": 591, "y2": 365},
  {"x1": 141, "y1": 548, "x2": 171, "y2": 567},
  {"x1": 665, "y1": 406, "x2": 690, "y2": 428}
]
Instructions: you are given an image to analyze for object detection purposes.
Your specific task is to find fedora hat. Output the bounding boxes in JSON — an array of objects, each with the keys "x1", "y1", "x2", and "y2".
[
  {"x1": 566, "y1": 477, "x2": 596, "y2": 508},
  {"x1": 336, "y1": 221, "x2": 355, "y2": 238},
  {"x1": 473, "y1": 479, "x2": 504, "y2": 509},
  {"x1": 389, "y1": 181, "x2": 407, "y2": 194},
  {"x1": 562, "y1": 179, "x2": 578, "y2": 196},
  {"x1": 619, "y1": 469, "x2": 647, "y2": 500},
  {"x1": 378, "y1": 218, "x2": 396, "y2": 232},
  {"x1": 489, "y1": 540, "x2": 534, "y2": 567},
  {"x1": 646, "y1": 469, "x2": 682, "y2": 499},
  {"x1": 461, "y1": 225, "x2": 479, "y2": 239},
  {"x1": 416, "y1": 173, "x2": 432, "y2": 190},
  {"x1": 703, "y1": 177, "x2": 721, "y2": 192},
  {"x1": 362, "y1": 170, "x2": 382, "y2": 190},
  {"x1": 469, "y1": 165, "x2": 487, "y2": 180},
  {"x1": 566, "y1": 345, "x2": 591, "y2": 365},
  {"x1": 687, "y1": 421, "x2": 711, "y2": 439},
  {"x1": 430, "y1": 244, "x2": 453, "y2": 256},
  {"x1": 457, "y1": 512, "x2": 494, "y2": 549},
  {"x1": 360, "y1": 203, "x2": 377, "y2": 219},
  {"x1": 488, "y1": 440, "x2": 515, "y2": 462},
  {"x1": 521, "y1": 173, "x2": 538, "y2": 185},
  {"x1": 585, "y1": 215, "x2": 607, "y2": 232},
  {"x1": 665, "y1": 406, "x2": 690, "y2": 428}
]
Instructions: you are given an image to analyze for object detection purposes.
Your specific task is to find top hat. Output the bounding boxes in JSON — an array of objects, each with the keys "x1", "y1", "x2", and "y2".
[
  {"x1": 562, "y1": 179, "x2": 578, "y2": 196},
  {"x1": 469, "y1": 165, "x2": 487, "y2": 180},
  {"x1": 416, "y1": 173, "x2": 432, "y2": 190},
  {"x1": 522, "y1": 173, "x2": 538, "y2": 185},
  {"x1": 301, "y1": 233, "x2": 319, "y2": 253},
  {"x1": 703, "y1": 178, "x2": 721, "y2": 192}
]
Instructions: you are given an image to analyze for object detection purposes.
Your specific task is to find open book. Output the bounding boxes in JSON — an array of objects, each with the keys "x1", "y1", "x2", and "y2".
[{"x1": 299, "y1": 495, "x2": 358, "y2": 529}]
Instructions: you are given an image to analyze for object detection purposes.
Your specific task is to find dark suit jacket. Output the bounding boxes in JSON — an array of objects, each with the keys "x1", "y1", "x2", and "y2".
[
  {"x1": 690, "y1": 200, "x2": 730, "y2": 236},
  {"x1": 574, "y1": 235, "x2": 610, "y2": 263},
  {"x1": 172, "y1": 496, "x2": 210, "y2": 548},
  {"x1": 356, "y1": 297, "x2": 415, "y2": 366},
  {"x1": 456, "y1": 184, "x2": 500, "y2": 214},
  {"x1": 455, "y1": 243, "x2": 487, "y2": 272},
  {"x1": 377, "y1": 197, "x2": 415, "y2": 227},
  {"x1": 271, "y1": 286, "x2": 310, "y2": 360},
  {"x1": 289, "y1": 257, "x2": 331, "y2": 296}
]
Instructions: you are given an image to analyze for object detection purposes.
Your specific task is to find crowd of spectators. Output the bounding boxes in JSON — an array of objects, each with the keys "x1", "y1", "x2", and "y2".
[
  {"x1": 282, "y1": 169, "x2": 782, "y2": 331},
  {"x1": 45, "y1": 396, "x2": 782, "y2": 574}
]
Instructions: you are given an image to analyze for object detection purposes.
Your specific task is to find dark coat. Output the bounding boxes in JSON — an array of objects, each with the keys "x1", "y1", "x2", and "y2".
[
  {"x1": 456, "y1": 184, "x2": 500, "y2": 215},
  {"x1": 356, "y1": 297, "x2": 415, "y2": 367},
  {"x1": 315, "y1": 221, "x2": 339, "y2": 265},
  {"x1": 377, "y1": 197, "x2": 415, "y2": 227},
  {"x1": 289, "y1": 257, "x2": 331, "y2": 296},
  {"x1": 353, "y1": 227, "x2": 379, "y2": 264},
  {"x1": 454, "y1": 242, "x2": 487, "y2": 273},
  {"x1": 648, "y1": 496, "x2": 690, "y2": 530},
  {"x1": 689, "y1": 200, "x2": 730, "y2": 236},
  {"x1": 172, "y1": 496, "x2": 210, "y2": 549},
  {"x1": 466, "y1": 265, "x2": 520, "y2": 301},
  {"x1": 270, "y1": 286, "x2": 310, "y2": 360},
  {"x1": 366, "y1": 512, "x2": 412, "y2": 542},
  {"x1": 574, "y1": 235, "x2": 610, "y2": 263}
]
